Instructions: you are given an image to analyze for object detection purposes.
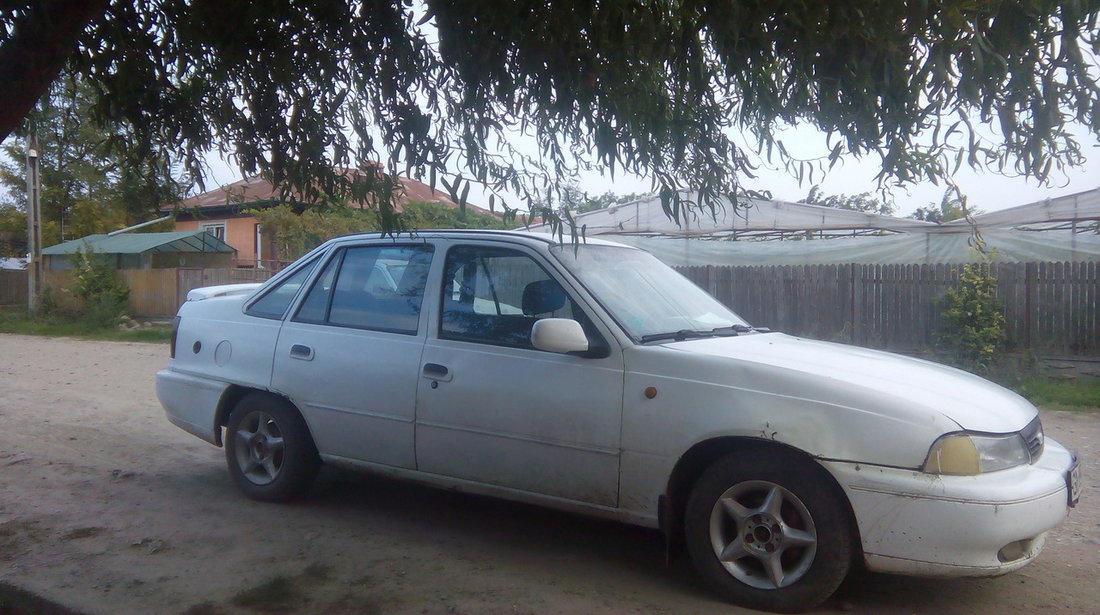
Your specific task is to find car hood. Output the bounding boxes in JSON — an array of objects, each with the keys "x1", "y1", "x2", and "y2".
[{"x1": 658, "y1": 333, "x2": 1036, "y2": 433}]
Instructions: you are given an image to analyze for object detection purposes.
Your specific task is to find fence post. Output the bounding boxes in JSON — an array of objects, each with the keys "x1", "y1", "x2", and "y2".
[
  {"x1": 1024, "y1": 262, "x2": 1037, "y2": 350},
  {"x1": 851, "y1": 265, "x2": 863, "y2": 346}
]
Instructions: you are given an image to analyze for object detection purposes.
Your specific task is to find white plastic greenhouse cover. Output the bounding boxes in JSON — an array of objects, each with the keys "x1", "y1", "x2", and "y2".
[{"x1": 524, "y1": 187, "x2": 1100, "y2": 264}]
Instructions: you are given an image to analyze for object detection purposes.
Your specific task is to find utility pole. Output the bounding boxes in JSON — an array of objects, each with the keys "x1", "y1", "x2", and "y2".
[{"x1": 26, "y1": 134, "x2": 42, "y2": 311}]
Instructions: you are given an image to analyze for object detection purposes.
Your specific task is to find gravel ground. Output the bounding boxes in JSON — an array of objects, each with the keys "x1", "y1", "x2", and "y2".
[{"x1": 0, "y1": 334, "x2": 1096, "y2": 615}]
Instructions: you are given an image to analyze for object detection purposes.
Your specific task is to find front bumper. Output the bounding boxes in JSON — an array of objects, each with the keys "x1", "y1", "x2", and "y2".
[{"x1": 824, "y1": 438, "x2": 1076, "y2": 577}]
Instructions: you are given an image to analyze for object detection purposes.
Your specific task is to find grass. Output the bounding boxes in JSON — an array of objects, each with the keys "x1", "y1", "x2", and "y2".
[
  {"x1": 0, "y1": 308, "x2": 171, "y2": 343},
  {"x1": 1014, "y1": 374, "x2": 1100, "y2": 412}
]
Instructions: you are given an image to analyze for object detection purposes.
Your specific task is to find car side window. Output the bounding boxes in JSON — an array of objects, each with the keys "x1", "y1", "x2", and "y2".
[
  {"x1": 245, "y1": 256, "x2": 321, "y2": 320},
  {"x1": 440, "y1": 246, "x2": 583, "y2": 349},
  {"x1": 293, "y1": 244, "x2": 434, "y2": 334},
  {"x1": 294, "y1": 251, "x2": 343, "y2": 323}
]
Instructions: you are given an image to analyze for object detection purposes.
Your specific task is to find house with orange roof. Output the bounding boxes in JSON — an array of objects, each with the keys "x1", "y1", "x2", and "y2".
[{"x1": 165, "y1": 173, "x2": 491, "y2": 268}]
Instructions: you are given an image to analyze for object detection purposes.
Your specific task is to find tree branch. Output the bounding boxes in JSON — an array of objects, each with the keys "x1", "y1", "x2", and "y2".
[{"x1": 0, "y1": 0, "x2": 108, "y2": 141}]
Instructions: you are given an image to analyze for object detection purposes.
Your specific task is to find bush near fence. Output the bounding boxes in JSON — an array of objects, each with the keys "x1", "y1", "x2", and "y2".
[{"x1": 677, "y1": 262, "x2": 1099, "y2": 357}]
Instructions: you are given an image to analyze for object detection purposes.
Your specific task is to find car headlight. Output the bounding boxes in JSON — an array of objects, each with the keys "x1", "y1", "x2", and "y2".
[{"x1": 923, "y1": 432, "x2": 1032, "y2": 475}]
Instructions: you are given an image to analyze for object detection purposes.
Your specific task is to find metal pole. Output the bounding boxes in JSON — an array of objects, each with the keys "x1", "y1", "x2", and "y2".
[{"x1": 25, "y1": 134, "x2": 41, "y2": 311}]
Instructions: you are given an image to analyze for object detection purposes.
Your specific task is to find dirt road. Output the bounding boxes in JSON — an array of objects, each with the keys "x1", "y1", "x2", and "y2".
[{"x1": 0, "y1": 334, "x2": 1096, "y2": 614}]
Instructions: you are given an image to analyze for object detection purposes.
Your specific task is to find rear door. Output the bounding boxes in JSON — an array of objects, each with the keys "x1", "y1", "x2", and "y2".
[{"x1": 271, "y1": 242, "x2": 434, "y2": 469}]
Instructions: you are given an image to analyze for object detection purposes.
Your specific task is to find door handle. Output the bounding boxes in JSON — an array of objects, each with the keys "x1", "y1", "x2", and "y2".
[
  {"x1": 422, "y1": 362, "x2": 452, "y2": 381},
  {"x1": 289, "y1": 344, "x2": 314, "y2": 361}
]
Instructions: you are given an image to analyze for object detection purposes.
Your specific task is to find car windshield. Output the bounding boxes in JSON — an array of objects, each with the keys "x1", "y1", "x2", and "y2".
[{"x1": 549, "y1": 243, "x2": 750, "y2": 341}]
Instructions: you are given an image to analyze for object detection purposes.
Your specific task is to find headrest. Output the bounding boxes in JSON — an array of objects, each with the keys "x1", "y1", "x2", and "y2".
[{"x1": 522, "y1": 279, "x2": 566, "y2": 315}]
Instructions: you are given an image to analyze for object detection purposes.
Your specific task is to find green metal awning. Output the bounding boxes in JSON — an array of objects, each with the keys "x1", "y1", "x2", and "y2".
[{"x1": 42, "y1": 231, "x2": 235, "y2": 255}]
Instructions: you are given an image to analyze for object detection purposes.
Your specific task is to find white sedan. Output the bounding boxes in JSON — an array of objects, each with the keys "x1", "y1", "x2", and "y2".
[{"x1": 157, "y1": 230, "x2": 1079, "y2": 613}]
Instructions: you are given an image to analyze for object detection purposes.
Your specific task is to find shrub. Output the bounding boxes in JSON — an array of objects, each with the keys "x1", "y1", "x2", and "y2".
[
  {"x1": 937, "y1": 262, "x2": 1005, "y2": 373},
  {"x1": 71, "y1": 248, "x2": 130, "y2": 328}
]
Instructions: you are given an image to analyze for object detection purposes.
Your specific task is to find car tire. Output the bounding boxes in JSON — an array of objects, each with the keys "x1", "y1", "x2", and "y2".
[
  {"x1": 224, "y1": 393, "x2": 320, "y2": 502},
  {"x1": 684, "y1": 449, "x2": 854, "y2": 613}
]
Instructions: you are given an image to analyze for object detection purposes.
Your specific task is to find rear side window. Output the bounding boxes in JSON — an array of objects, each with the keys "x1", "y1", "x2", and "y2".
[
  {"x1": 294, "y1": 244, "x2": 434, "y2": 334},
  {"x1": 245, "y1": 257, "x2": 321, "y2": 319}
]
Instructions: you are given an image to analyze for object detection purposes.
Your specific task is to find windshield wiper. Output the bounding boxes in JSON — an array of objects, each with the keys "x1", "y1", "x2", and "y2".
[
  {"x1": 639, "y1": 324, "x2": 761, "y2": 344},
  {"x1": 711, "y1": 324, "x2": 755, "y2": 336},
  {"x1": 639, "y1": 329, "x2": 717, "y2": 343}
]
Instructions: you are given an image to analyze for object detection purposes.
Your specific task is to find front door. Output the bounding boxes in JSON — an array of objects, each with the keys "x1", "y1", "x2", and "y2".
[{"x1": 415, "y1": 244, "x2": 624, "y2": 506}]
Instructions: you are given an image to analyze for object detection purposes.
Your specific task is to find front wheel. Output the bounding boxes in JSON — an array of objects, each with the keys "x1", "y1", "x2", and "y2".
[
  {"x1": 684, "y1": 449, "x2": 854, "y2": 613},
  {"x1": 224, "y1": 393, "x2": 319, "y2": 502}
]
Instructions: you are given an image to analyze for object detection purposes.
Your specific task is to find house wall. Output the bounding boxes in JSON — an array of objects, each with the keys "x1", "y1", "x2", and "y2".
[
  {"x1": 44, "y1": 255, "x2": 73, "y2": 270},
  {"x1": 45, "y1": 252, "x2": 228, "y2": 270},
  {"x1": 42, "y1": 254, "x2": 135, "y2": 270},
  {"x1": 176, "y1": 214, "x2": 268, "y2": 266},
  {"x1": 150, "y1": 251, "x2": 234, "y2": 269}
]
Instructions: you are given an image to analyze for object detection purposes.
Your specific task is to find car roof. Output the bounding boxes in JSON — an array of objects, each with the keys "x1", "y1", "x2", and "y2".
[{"x1": 323, "y1": 229, "x2": 636, "y2": 249}]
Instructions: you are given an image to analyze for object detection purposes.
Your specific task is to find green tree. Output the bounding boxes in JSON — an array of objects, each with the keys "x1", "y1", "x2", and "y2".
[
  {"x1": 938, "y1": 262, "x2": 1006, "y2": 373},
  {"x1": 248, "y1": 200, "x2": 507, "y2": 262},
  {"x1": 247, "y1": 205, "x2": 376, "y2": 263},
  {"x1": 399, "y1": 201, "x2": 509, "y2": 231},
  {"x1": 0, "y1": 72, "x2": 184, "y2": 248},
  {"x1": 572, "y1": 191, "x2": 652, "y2": 215},
  {"x1": 533, "y1": 182, "x2": 653, "y2": 216},
  {"x1": 0, "y1": 204, "x2": 25, "y2": 257},
  {"x1": 799, "y1": 185, "x2": 896, "y2": 215},
  {"x1": 910, "y1": 189, "x2": 981, "y2": 223},
  {"x1": 2, "y1": 1, "x2": 1098, "y2": 231}
]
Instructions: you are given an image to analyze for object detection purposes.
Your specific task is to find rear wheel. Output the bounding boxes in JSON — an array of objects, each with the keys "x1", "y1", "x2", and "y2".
[
  {"x1": 684, "y1": 449, "x2": 853, "y2": 613},
  {"x1": 225, "y1": 393, "x2": 319, "y2": 501}
]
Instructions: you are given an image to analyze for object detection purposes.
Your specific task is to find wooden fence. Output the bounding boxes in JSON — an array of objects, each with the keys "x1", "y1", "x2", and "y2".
[
  {"x1": 0, "y1": 269, "x2": 28, "y2": 307},
  {"x1": 676, "y1": 262, "x2": 1099, "y2": 356},
  {"x1": 0, "y1": 268, "x2": 276, "y2": 318},
  {"x1": 122, "y1": 268, "x2": 276, "y2": 316}
]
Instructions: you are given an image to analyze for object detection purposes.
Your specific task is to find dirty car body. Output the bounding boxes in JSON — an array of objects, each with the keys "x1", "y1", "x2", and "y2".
[{"x1": 157, "y1": 230, "x2": 1079, "y2": 613}]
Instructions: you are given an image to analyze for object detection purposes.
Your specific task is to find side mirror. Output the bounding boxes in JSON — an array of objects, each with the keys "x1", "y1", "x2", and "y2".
[{"x1": 531, "y1": 318, "x2": 589, "y2": 354}]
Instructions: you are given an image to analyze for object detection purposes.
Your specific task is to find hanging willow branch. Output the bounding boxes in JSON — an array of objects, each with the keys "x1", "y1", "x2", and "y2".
[{"x1": 1, "y1": 1, "x2": 1098, "y2": 231}]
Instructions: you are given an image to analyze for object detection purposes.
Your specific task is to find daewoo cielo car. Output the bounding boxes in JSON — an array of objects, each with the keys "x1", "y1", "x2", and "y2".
[{"x1": 157, "y1": 230, "x2": 1079, "y2": 613}]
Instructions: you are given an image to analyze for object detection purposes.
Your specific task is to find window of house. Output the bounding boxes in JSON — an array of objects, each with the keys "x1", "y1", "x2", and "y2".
[{"x1": 200, "y1": 222, "x2": 226, "y2": 242}]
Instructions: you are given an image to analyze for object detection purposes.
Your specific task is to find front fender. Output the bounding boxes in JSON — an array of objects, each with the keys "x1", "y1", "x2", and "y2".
[
  {"x1": 616, "y1": 345, "x2": 959, "y2": 521},
  {"x1": 622, "y1": 346, "x2": 956, "y2": 467}
]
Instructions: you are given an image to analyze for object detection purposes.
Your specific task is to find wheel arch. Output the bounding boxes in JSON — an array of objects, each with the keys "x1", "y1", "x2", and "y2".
[
  {"x1": 661, "y1": 436, "x2": 862, "y2": 565},
  {"x1": 213, "y1": 385, "x2": 305, "y2": 447}
]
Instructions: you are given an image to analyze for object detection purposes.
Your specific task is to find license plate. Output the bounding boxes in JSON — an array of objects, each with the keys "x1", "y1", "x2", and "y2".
[{"x1": 1067, "y1": 455, "x2": 1081, "y2": 508}]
